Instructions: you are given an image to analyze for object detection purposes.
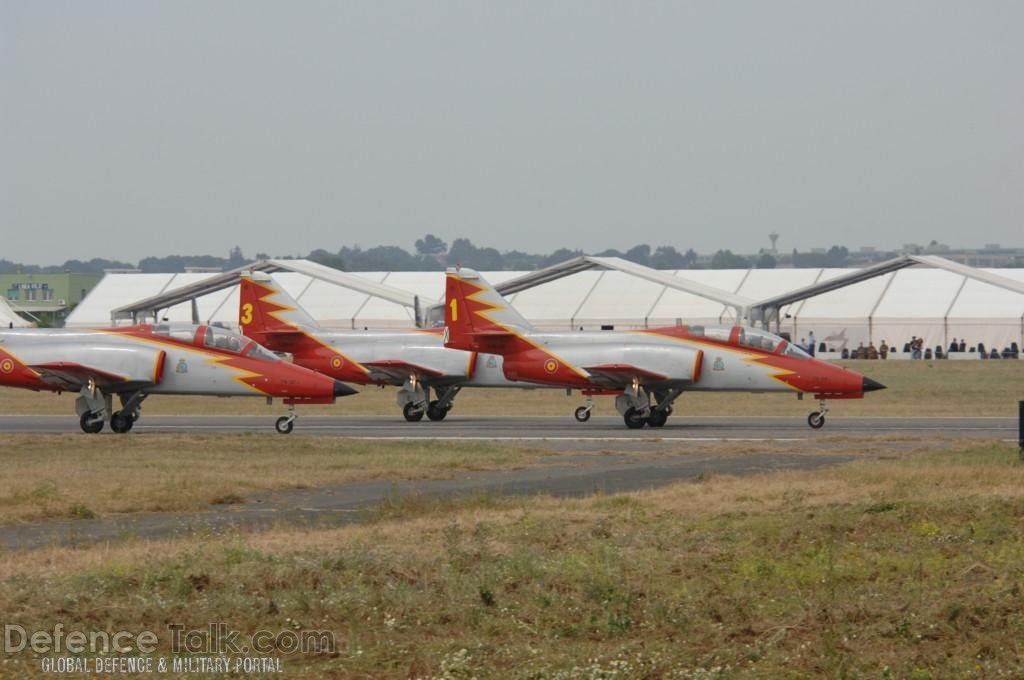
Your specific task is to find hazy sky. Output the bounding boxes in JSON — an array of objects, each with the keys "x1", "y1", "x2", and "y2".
[{"x1": 2, "y1": 1, "x2": 1022, "y2": 264}]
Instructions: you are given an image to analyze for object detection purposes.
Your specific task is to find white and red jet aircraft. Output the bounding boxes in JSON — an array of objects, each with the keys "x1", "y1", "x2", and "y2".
[
  {"x1": 0, "y1": 324, "x2": 356, "y2": 434},
  {"x1": 444, "y1": 267, "x2": 885, "y2": 429},
  {"x1": 238, "y1": 272, "x2": 560, "y2": 421}
]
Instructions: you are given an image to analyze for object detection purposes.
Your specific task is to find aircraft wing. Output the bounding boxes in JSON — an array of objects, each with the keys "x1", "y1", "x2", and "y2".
[
  {"x1": 582, "y1": 363, "x2": 677, "y2": 388},
  {"x1": 361, "y1": 360, "x2": 447, "y2": 384},
  {"x1": 26, "y1": 346, "x2": 168, "y2": 393},
  {"x1": 30, "y1": 360, "x2": 159, "y2": 392}
]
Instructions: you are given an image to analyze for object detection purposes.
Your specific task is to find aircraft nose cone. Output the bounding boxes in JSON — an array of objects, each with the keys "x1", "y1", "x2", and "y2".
[
  {"x1": 333, "y1": 380, "x2": 358, "y2": 398},
  {"x1": 862, "y1": 377, "x2": 886, "y2": 392}
]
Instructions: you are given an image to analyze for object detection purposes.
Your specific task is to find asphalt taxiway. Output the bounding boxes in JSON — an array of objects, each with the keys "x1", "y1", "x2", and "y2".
[
  {"x1": 1, "y1": 414, "x2": 1014, "y2": 549},
  {"x1": 0, "y1": 450, "x2": 853, "y2": 550},
  {"x1": 0, "y1": 414, "x2": 1015, "y2": 440}
]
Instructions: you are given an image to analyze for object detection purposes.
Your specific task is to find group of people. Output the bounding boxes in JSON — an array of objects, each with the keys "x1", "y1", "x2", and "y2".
[
  {"x1": 947, "y1": 338, "x2": 969, "y2": 353},
  {"x1": 790, "y1": 331, "x2": 1016, "y2": 360},
  {"x1": 852, "y1": 336, "x2": 1016, "y2": 360}
]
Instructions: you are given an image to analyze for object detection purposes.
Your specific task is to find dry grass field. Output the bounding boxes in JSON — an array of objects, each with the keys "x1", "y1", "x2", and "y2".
[
  {"x1": 1, "y1": 359, "x2": 1021, "y2": 676},
  {"x1": 1, "y1": 359, "x2": 1022, "y2": 418},
  {"x1": 1, "y1": 441, "x2": 1022, "y2": 677},
  {"x1": 0, "y1": 434, "x2": 546, "y2": 524}
]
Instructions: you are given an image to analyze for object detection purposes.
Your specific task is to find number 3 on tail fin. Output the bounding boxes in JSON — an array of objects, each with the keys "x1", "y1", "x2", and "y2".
[
  {"x1": 449, "y1": 298, "x2": 458, "y2": 322},
  {"x1": 240, "y1": 303, "x2": 253, "y2": 325}
]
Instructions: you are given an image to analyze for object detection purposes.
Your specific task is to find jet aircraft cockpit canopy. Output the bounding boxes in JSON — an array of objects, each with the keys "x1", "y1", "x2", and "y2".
[
  {"x1": 737, "y1": 326, "x2": 810, "y2": 359},
  {"x1": 152, "y1": 324, "x2": 197, "y2": 343},
  {"x1": 739, "y1": 328, "x2": 781, "y2": 352},
  {"x1": 682, "y1": 324, "x2": 809, "y2": 359},
  {"x1": 203, "y1": 324, "x2": 245, "y2": 352},
  {"x1": 243, "y1": 342, "x2": 280, "y2": 362},
  {"x1": 151, "y1": 324, "x2": 280, "y2": 362}
]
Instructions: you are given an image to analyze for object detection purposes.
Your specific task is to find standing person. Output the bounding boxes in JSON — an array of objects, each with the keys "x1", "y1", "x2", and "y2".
[
  {"x1": 807, "y1": 331, "x2": 816, "y2": 357},
  {"x1": 879, "y1": 339, "x2": 889, "y2": 359}
]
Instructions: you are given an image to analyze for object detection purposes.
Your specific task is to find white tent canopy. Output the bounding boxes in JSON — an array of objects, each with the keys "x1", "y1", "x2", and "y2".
[
  {"x1": 67, "y1": 265, "x2": 1024, "y2": 354},
  {"x1": 0, "y1": 297, "x2": 29, "y2": 328}
]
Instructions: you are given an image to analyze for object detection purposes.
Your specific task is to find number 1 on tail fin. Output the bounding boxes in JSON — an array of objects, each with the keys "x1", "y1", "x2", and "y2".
[{"x1": 443, "y1": 267, "x2": 533, "y2": 352}]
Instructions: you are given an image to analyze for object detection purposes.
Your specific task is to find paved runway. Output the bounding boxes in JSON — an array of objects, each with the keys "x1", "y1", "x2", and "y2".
[{"x1": 0, "y1": 414, "x2": 1016, "y2": 440}]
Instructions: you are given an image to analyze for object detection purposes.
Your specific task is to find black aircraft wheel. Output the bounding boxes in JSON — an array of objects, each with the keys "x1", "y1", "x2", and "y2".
[
  {"x1": 275, "y1": 416, "x2": 295, "y2": 434},
  {"x1": 807, "y1": 411, "x2": 826, "y2": 429},
  {"x1": 623, "y1": 407, "x2": 647, "y2": 429},
  {"x1": 647, "y1": 409, "x2": 669, "y2": 428},
  {"x1": 110, "y1": 411, "x2": 133, "y2": 434},
  {"x1": 574, "y1": 406, "x2": 591, "y2": 423},
  {"x1": 403, "y1": 403, "x2": 425, "y2": 422},
  {"x1": 426, "y1": 400, "x2": 449, "y2": 422},
  {"x1": 79, "y1": 411, "x2": 104, "y2": 434}
]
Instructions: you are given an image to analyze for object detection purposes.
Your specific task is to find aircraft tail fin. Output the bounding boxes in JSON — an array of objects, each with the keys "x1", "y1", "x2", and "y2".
[
  {"x1": 444, "y1": 267, "x2": 532, "y2": 353},
  {"x1": 239, "y1": 272, "x2": 321, "y2": 346}
]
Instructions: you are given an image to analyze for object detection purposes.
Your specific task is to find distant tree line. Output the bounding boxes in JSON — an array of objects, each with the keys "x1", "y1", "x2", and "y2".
[
  {"x1": 305, "y1": 237, "x2": 718, "y2": 272},
  {"x1": 1, "y1": 236, "x2": 868, "y2": 273}
]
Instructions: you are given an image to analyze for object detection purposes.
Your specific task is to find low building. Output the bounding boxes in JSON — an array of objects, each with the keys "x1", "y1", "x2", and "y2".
[{"x1": 0, "y1": 272, "x2": 103, "y2": 325}]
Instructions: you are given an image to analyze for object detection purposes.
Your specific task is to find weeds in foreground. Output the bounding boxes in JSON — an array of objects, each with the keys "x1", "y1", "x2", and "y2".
[{"x1": 2, "y1": 443, "x2": 1024, "y2": 677}]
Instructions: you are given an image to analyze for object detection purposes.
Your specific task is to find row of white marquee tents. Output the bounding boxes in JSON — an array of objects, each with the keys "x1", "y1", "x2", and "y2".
[{"x1": 64, "y1": 263, "x2": 1024, "y2": 354}]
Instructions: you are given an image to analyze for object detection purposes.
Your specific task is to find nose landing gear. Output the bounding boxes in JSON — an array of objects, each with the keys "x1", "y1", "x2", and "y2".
[
  {"x1": 276, "y1": 404, "x2": 297, "y2": 434},
  {"x1": 574, "y1": 394, "x2": 594, "y2": 422},
  {"x1": 807, "y1": 400, "x2": 829, "y2": 429}
]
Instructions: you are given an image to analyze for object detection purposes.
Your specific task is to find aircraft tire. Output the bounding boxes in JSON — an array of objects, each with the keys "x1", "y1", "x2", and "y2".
[
  {"x1": 110, "y1": 411, "x2": 133, "y2": 434},
  {"x1": 403, "y1": 403, "x2": 425, "y2": 422},
  {"x1": 623, "y1": 407, "x2": 646, "y2": 429},
  {"x1": 807, "y1": 411, "x2": 826, "y2": 429},
  {"x1": 79, "y1": 411, "x2": 104, "y2": 434},
  {"x1": 275, "y1": 416, "x2": 295, "y2": 434},
  {"x1": 426, "y1": 400, "x2": 449, "y2": 421},
  {"x1": 574, "y1": 406, "x2": 591, "y2": 422},
  {"x1": 647, "y1": 409, "x2": 668, "y2": 428}
]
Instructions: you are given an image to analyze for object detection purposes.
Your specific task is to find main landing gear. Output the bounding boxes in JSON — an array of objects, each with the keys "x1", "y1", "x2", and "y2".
[
  {"x1": 110, "y1": 392, "x2": 147, "y2": 434},
  {"x1": 807, "y1": 400, "x2": 829, "y2": 429},
  {"x1": 76, "y1": 387, "x2": 148, "y2": 434},
  {"x1": 79, "y1": 411, "x2": 104, "y2": 434},
  {"x1": 427, "y1": 386, "x2": 460, "y2": 422},
  {"x1": 398, "y1": 379, "x2": 460, "y2": 423},
  {"x1": 621, "y1": 405, "x2": 673, "y2": 429},
  {"x1": 75, "y1": 381, "x2": 110, "y2": 434},
  {"x1": 614, "y1": 383, "x2": 683, "y2": 430}
]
